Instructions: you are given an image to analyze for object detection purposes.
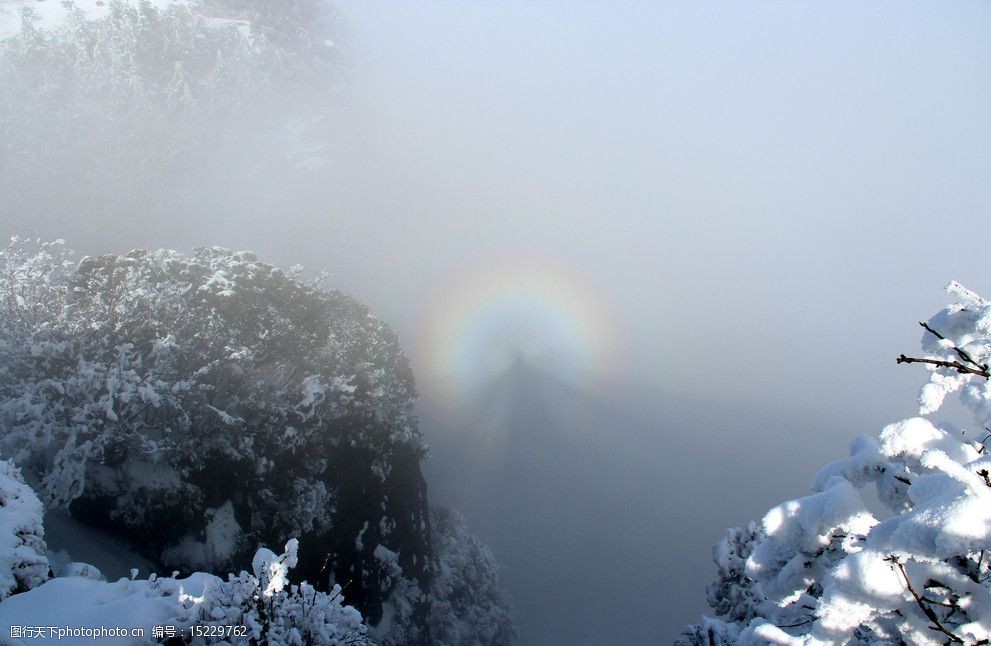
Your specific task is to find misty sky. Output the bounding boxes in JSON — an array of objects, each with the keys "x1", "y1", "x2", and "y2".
[{"x1": 3, "y1": 1, "x2": 990, "y2": 642}]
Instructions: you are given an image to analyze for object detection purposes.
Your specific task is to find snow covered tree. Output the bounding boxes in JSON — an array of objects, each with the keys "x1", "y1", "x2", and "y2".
[
  {"x1": 0, "y1": 0, "x2": 336, "y2": 235},
  {"x1": 681, "y1": 282, "x2": 991, "y2": 645}
]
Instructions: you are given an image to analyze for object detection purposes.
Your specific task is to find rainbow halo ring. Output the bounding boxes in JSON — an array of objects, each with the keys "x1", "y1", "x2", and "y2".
[{"x1": 415, "y1": 252, "x2": 624, "y2": 400}]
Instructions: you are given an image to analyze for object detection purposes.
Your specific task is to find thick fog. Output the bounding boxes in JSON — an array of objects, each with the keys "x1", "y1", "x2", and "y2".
[{"x1": 2, "y1": 1, "x2": 990, "y2": 642}]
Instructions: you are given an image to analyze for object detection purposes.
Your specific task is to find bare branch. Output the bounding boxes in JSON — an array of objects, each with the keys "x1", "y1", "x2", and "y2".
[
  {"x1": 775, "y1": 616, "x2": 817, "y2": 629},
  {"x1": 896, "y1": 354, "x2": 990, "y2": 379}
]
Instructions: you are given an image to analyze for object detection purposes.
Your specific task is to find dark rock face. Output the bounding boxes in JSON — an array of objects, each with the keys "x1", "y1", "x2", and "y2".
[
  {"x1": 0, "y1": 244, "x2": 433, "y2": 636},
  {"x1": 305, "y1": 442, "x2": 433, "y2": 625}
]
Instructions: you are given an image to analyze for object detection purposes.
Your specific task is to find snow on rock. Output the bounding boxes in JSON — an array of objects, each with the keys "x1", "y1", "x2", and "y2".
[
  {"x1": 58, "y1": 562, "x2": 104, "y2": 581},
  {"x1": 681, "y1": 283, "x2": 991, "y2": 645}
]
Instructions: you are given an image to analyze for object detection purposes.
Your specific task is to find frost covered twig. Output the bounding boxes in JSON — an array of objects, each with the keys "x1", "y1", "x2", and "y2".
[
  {"x1": 920, "y1": 321, "x2": 988, "y2": 373},
  {"x1": 896, "y1": 355, "x2": 990, "y2": 378},
  {"x1": 327, "y1": 579, "x2": 352, "y2": 605},
  {"x1": 897, "y1": 322, "x2": 990, "y2": 379}
]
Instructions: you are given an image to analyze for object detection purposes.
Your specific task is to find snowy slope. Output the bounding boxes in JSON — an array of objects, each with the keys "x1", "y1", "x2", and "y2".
[{"x1": 0, "y1": 574, "x2": 215, "y2": 646}]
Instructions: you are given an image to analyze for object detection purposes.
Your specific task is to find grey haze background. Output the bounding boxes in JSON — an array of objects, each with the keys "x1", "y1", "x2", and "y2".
[{"x1": 2, "y1": 1, "x2": 990, "y2": 643}]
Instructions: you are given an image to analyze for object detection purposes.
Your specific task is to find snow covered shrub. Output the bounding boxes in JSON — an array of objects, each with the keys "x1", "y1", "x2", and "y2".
[
  {"x1": 182, "y1": 539, "x2": 371, "y2": 645},
  {"x1": 426, "y1": 507, "x2": 516, "y2": 646},
  {"x1": 0, "y1": 458, "x2": 49, "y2": 599},
  {"x1": 0, "y1": 238, "x2": 432, "y2": 634},
  {"x1": 681, "y1": 282, "x2": 991, "y2": 645}
]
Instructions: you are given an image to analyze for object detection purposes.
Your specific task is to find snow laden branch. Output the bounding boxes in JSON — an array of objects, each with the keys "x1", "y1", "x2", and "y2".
[
  {"x1": 897, "y1": 322, "x2": 991, "y2": 380},
  {"x1": 882, "y1": 555, "x2": 969, "y2": 645},
  {"x1": 680, "y1": 282, "x2": 991, "y2": 646}
]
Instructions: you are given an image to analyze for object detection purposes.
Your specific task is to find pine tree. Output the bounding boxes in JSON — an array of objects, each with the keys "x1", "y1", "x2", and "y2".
[{"x1": 682, "y1": 282, "x2": 991, "y2": 645}]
